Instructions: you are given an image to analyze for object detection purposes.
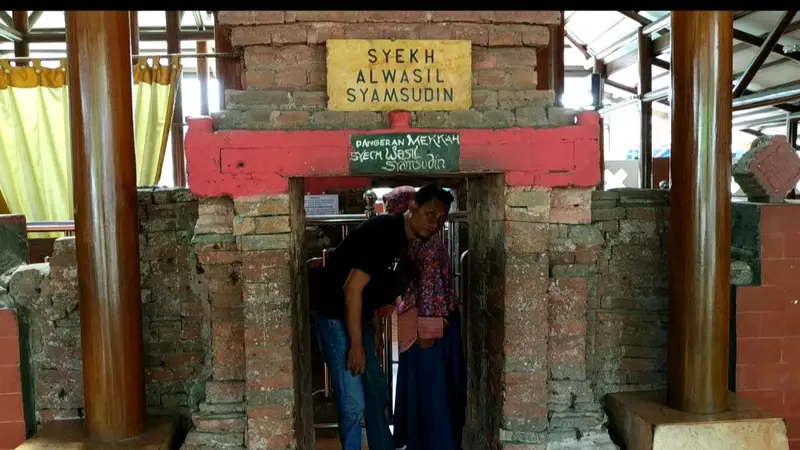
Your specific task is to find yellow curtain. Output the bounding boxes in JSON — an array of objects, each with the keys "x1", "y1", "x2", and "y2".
[
  {"x1": 133, "y1": 56, "x2": 182, "y2": 186},
  {"x1": 0, "y1": 57, "x2": 182, "y2": 223},
  {"x1": 0, "y1": 60, "x2": 72, "y2": 224}
]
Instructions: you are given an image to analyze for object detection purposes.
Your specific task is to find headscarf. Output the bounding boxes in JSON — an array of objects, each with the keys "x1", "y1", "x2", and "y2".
[{"x1": 383, "y1": 186, "x2": 457, "y2": 317}]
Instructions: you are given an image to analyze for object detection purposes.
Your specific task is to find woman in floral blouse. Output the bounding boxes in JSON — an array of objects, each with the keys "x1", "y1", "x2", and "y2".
[{"x1": 382, "y1": 186, "x2": 466, "y2": 450}]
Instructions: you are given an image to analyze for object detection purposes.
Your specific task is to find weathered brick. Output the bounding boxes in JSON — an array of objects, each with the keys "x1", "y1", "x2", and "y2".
[
  {"x1": 234, "y1": 195, "x2": 291, "y2": 217},
  {"x1": 412, "y1": 111, "x2": 450, "y2": 128},
  {"x1": 292, "y1": 90, "x2": 326, "y2": 109},
  {"x1": 226, "y1": 90, "x2": 292, "y2": 110},
  {"x1": 218, "y1": 11, "x2": 285, "y2": 26},
  {"x1": 472, "y1": 90, "x2": 499, "y2": 109},
  {"x1": 547, "y1": 107, "x2": 577, "y2": 127},
  {"x1": 498, "y1": 90, "x2": 554, "y2": 109},
  {"x1": 286, "y1": 11, "x2": 359, "y2": 22},
  {"x1": 416, "y1": 23, "x2": 454, "y2": 40},
  {"x1": 307, "y1": 22, "x2": 347, "y2": 43},
  {"x1": 192, "y1": 413, "x2": 247, "y2": 433},
  {"x1": 519, "y1": 25, "x2": 550, "y2": 47},
  {"x1": 493, "y1": 11, "x2": 562, "y2": 25},
  {"x1": 489, "y1": 25, "x2": 523, "y2": 46},
  {"x1": 238, "y1": 234, "x2": 291, "y2": 251},
  {"x1": 345, "y1": 111, "x2": 383, "y2": 129},
  {"x1": 515, "y1": 106, "x2": 548, "y2": 127},
  {"x1": 269, "y1": 24, "x2": 309, "y2": 44},
  {"x1": 454, "y1": 23, "x2": 490, "y2": 46},
  {"x1": 311, "y1": 110, "x2": 347, "y2": 127},
  {"x1": 505, "y1": 222, "x2": 549, "y2": 253},
  {"x1": 231, "y1": 26, "x2": 272, "y2": 46},
  {"x1": 483, "y1": 109, "x2": 516, "y2": 128},
  {"x1": 431, "y1": 11, "x2": 493, "y2": 23},
  {"x1": 550, "y1": 188, "x2": 592, "y2": 224},
  {"x1": 358, "y1": 11, "x2": 432, "y2": 23},
  {"x1": 448, "y1": 110, "x2": 483, "y2": 128}
]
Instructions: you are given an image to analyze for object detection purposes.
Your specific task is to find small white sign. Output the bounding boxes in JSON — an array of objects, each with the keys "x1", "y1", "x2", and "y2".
[{"x1": 305, "y1": 195, "x2": 339, "y2": 216}]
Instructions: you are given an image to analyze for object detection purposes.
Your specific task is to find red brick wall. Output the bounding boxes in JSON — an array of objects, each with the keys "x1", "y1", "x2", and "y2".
[
  {"x1": 0, "y1": 309, "x2": 26, "y2": 449},
  {"x1": 736, "y1": 204, "x2": 800, "y2": 448},
  {"x1": 3, "y1": 188, "x2": 204, "y2": 426},
  {"x1": 220, "y1": 11, "x2": 557, "y2": 92},
  {"x1": 213, "y1": 11, "x2": 571, "y2": 133}
]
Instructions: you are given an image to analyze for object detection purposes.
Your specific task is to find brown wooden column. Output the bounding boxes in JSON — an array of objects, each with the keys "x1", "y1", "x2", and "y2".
[
  {"x1": 668, "y1": 11, "x2": 733, "y2": 414},
  {"x1": 213, "y1": 11, "x2": 242, "y2": 109},
  {"x1": 65, "y1": 11, "x2": 146, "y2": 441},
  {"x1": 197, "y1": 41, "x2": 210, "y2": 116},
  {"x1": 129, "y1": 11, "x2": 139, "y2": 56},
  {"x1": 535, "y1": 11, "x2": 565, "y2": 105},
  {"x1": 638, "y1": 28, "x2": 653, "y2": 189},
  {"x1": 12, "y1": 11, "x2": 29, "y2": 63},
  {"x1": 166, "y1": 11, "x2": 186, "y2": 187},
  {"x1": 552, "y1": 11, "x2": 565, "y2": 106}
]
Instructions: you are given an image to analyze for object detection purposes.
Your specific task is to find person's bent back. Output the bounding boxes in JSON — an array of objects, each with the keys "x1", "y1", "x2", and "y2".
[{"x1": 310, "y1": 184, "x2": 454, "y2": 450}]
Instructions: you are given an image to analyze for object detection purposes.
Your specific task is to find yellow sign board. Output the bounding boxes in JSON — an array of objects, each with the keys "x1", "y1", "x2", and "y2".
[{"x1": 326, "y1": 39, "x2": 472, "y2": 112}]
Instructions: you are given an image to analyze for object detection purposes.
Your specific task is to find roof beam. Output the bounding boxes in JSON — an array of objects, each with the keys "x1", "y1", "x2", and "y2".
[
  {"x1": 642, "y1": 14, "x2": 670, "y2": 35},
  {"x1": 733, "y1": 11, "x2": 797, "y2": 97},
  {"x1": 0, "y1": 11, "x2": 11, "y2": 26},
  {"x1": 0, "y1": 22, "x2": 22, "y2": 42},
  {"x1": 606, "y1": 11, "x2": 800, "y2": 81},
  {"x1": 605, "y1": 79, "x2": 637, "y2": 95},
  {"x1": 28, "y1": 11, "x2": 43, "y2": 28},
  {"x1": 619, "y1": 11, "x2": 650, "y2": 26},
  {"x1": 24, "y1": 28, "x2": 214, "y2": 43},
  {"x1": 740, "y1": 128, "x2": 766, "y2": 137},
  {"x1": 565, "y1": 30, "x2": 592, "y2": 60},
  {"x1": 192, "y1": 11, "x2": 205, "y2": 30}
]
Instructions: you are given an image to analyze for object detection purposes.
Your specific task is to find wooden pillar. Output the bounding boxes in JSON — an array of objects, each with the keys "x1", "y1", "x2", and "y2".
[
  {"x1": 12, "y1": 11, "x2": 29, "y2": 64},
  {"x1": 129, "y1": 11, "x2": 139, "y2": 56},
  {"x1": 552, "y1": 11, "x2": 565, "y2": 106},
  {"x1": 65, "y1": 11, "x2": 146, "y2": 440},
  {"x1": 638, "y1": 28, "x2": 653, "y2": 189},
  {"x1": 536, "y1": 11, "x2": 565, "y2": 102},
  {"x1": 213, "y1": 11, "x2": 242, "y2": 109},
  {"x1": 197, "y1": 41, "x2": 210, "y2": 116},
  {"x1": 668, "y1": 11, "x2": 733, "y2": 414},
  {"x1": 166, "y1": 11, "x2": 186, "y2": 187}
]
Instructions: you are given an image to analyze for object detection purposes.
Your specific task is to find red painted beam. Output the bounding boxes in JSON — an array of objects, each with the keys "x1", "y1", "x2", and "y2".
[{"x1": 184, "y1": 112, "x2": 601, "y2": 198}]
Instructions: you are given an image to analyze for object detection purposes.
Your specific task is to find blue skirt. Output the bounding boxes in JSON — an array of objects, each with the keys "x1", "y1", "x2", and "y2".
[{"x1": 393, "y1": 312, "x2": 466, "y2": 450}]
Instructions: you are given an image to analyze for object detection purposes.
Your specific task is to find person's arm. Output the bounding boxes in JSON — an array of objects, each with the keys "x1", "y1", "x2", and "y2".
[
  {"x1": 371, "y1": 309, "x2": 385, "y2": 357},
  {"x1": 344, "y1": 268, "x2": 371, "y2": 375}
]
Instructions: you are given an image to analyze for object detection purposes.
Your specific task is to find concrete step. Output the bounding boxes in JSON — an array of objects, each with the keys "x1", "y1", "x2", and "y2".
[
  {"x1": 192, "y1": 412, "x2": 247, "y2": 433},
  {"x1": 198, "y1": 401, "x2": 246, "y2": 414},
  {"x1": 182, "y1": 430, "x2": 245, "y2": 448}
]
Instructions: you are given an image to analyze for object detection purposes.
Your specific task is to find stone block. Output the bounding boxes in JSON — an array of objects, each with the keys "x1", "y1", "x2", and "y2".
[
  {"x1": 733, "y1": 135, "x2": 800, "y2": 202},
  {"x1": 234, "y1": 195, "x2": 291, "y2": 217},
  {"x1": 547, "y1": 107, "x2": 577, "y2": 127},
  {"x1": 0, "y1": 215, "x2": 28, "y2": 276},
  {"x1": 515, "y1": 106, "x2": 548, "y2": 127},
  {"x1": 606, "y1": 390, "x2": 789, "y2": 450},
  {"x1": 550, "y1": 188, "x2": 592, "y2": 224}
]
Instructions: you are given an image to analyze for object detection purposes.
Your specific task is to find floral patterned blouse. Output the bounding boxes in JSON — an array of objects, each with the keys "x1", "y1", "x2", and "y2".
[{"x1": 382, "y1": 186, "x2": 459, "y2": 351}]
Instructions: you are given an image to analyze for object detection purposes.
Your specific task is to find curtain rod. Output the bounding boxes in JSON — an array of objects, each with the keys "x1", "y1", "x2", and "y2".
[{"x1": 0, "y1": 52, "x2": 239, "y2": 62}]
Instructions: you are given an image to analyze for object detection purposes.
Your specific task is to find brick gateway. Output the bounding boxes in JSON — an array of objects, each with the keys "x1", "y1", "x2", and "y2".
[{"x1": 175, "y1": 110, "x2": 662, "y2": 449}]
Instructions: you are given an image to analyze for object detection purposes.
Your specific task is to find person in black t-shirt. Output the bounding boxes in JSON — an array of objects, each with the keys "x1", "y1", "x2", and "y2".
[{"x1": 311, "y1": 184, "x2": 454, "y2": 450}]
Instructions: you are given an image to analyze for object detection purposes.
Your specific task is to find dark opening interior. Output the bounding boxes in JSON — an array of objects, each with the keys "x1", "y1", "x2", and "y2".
[{"x1": 294, "y1": 174, "x2": 504, "y2": 449}]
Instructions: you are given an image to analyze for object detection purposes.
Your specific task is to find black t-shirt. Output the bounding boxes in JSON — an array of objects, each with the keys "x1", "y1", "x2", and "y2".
[{"x1": 312, "y1": 213, "x2": 411, "y2": 323}]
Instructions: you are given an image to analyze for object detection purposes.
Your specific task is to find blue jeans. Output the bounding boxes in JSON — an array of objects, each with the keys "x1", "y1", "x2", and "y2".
[{"x1": 314, "y1": 313, "x2": 393, "y2": 450}]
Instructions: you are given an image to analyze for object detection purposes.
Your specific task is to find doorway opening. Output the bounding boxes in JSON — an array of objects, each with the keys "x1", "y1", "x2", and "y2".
[{"x1": 293, "y1": 174, "x2": 506, "y2": 449}]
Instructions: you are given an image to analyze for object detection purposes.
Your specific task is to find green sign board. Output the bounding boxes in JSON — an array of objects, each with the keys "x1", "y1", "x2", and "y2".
[{"x1": 349, "y1": 132, "x2": 461, "y2": 175}]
